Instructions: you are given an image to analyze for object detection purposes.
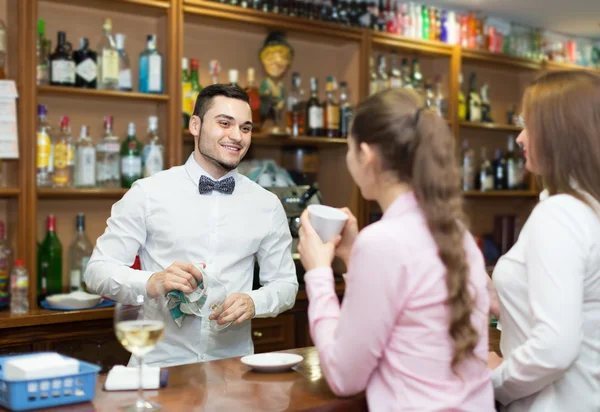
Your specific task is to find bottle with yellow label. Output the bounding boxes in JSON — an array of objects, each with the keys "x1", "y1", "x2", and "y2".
[
  {"x1": 53, "y1": 115, "x2": 74, "y2": 187},
  {"x1": 36, "y1": 104, "x2": 54, "y2": 187},
  {"x1": 182, "y1": 57, "x2": 192, "y2": 128},
  {"x1": 458, "y1": 73, "x2": 467, "y2": 122}
]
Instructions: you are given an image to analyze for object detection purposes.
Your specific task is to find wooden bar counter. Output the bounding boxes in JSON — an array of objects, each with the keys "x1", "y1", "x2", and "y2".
[{"x1": 28, "y1": 347, "x2": 367, "y2": 412}]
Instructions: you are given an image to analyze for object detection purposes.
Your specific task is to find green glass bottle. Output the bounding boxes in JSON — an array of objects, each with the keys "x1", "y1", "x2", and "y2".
[
  {"x1": 120, "y1": 122, "x2": 142, "y2": 188},
  {"x1": 38, "y1": 214, "x2": 62, "y2": 301}
]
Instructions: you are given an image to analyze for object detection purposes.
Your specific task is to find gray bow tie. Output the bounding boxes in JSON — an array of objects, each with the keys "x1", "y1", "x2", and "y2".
[{"x1": 199, "y1": 175, "x2": 235, "y2": 195}]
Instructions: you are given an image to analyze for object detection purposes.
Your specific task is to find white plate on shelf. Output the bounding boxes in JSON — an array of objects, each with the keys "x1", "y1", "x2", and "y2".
[
  {"x1": 241, "y1": 353, "x2": 303, "y2": 373},
  {"x1": 46, "y1": 291, "x2": 102, "y2": 310}
]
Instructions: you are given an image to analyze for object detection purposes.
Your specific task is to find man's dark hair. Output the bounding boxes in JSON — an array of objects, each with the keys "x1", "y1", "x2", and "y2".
[{"x1": 193, "y1": 84, "x2": 250, "y2": 122}]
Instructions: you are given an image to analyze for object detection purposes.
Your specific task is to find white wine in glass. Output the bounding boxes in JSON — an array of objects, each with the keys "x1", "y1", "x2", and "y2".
[{"x1": 114, "y1": 294, "x2": 166, "y2": 411}]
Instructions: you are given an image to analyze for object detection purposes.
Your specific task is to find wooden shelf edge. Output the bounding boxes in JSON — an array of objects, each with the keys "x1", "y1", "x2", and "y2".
[
  {"x1": 37, "y1": 85, "x2": 169, "y2": 102},
  {"x1": 0, "y1": 307, "x2": 115, "y2": 329},
  {"x1": 544, "y1": 61, "x2": 600, "y2": 74},
  {"x1": 40, "y1": 0, "x2": 171, "y2": 11},
  {"x1": 0, "y1": 188, "x2": 20, "y2": 197},
  {"x1": 463, "y1": 190, "x2": 539, "y2": 198},
  {"x1": 461, "y1": 49, "x2": 541, "y2": 71},
  {"x1": 38, "y1": 188, "x2": 129, "y2": 199},
  {"x1": 371, "y1": 32, "x2": 454, "y2": 56},
  {"x1": 459, "y1": 121, "x2": 523, "y2": 132},
  {"x1": 183, "y1": 2, "x2": 363, "y2": 42}
]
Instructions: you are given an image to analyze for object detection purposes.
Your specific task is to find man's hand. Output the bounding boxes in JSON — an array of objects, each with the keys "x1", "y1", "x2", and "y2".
[
  {"x1": 335, "y1": 207, "x2": 359, "y2": 266},
  {"x1": 209, "y1": 293, "x2": 255, "y2": 326},
  {"x1": 146, "y1": 262, "x2": 205, "y2": 297}
]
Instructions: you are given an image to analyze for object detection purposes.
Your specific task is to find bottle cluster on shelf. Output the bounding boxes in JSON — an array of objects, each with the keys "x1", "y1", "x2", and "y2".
[
  {"x1": 369, "y1": 54, "x2": 447, "y2": 119},
  {"x1": 36, "y1": 104, "x2": 165, "y2": 190},
  {"x1": 215, "y1": 0, "x2": 600, "y2": 69},
  {"x1": 37, "y1": 214, "x2": 93, "y2": 305},
  {"x1": 0, "y1": 19, "x2": 6, "y2": 79},
  {"x1": 462, "y1": 135, "x2": 529, "y2": 192},
  {"x1": 181, "y1": 59, "x2": 354, "y2": 139},
  {"x1": 36, "y1": 18, "x2": 164, "y2": 93},
  {"x1": 0, "y1": 221, "x2": 13, "y2": 310}
]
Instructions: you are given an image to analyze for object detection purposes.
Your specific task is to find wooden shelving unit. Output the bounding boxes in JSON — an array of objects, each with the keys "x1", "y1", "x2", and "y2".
[
  {"x1": 463, "y1": 190, "x2": 538, "y2": 198},
  {"x1": 37, "y1": 85, "x2": 169, "y2": 102},
  {"x1": 38, "y1": 188, "x2": 129, "y2": 199},
  {"x1": 0, "y1": 188, "x2": 21, "y2": 198},
  {"x1": 459, "y1": 121, "x2": 523, "y2": 132}
]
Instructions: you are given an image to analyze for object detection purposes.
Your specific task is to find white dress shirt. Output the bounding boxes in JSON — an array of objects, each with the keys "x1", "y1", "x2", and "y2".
[
  {"x1": 492, "y1": 191, "x2": 600, "y2": 411},
  {"x1": 85, "y1": 154, "x2": 298, "y2": 367}
]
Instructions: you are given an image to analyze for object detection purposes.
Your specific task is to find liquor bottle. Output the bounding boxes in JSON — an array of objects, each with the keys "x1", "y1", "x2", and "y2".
[
  {"x1": 434, "y1": 75, "x2": 448, "y2": 119},
  {"x1": 139, "y1": 35, "x2": 164, "y2": 94},
  {"x1": 324, "y1": 76, "x2": 340, "y2": 138},
  {"x1": 306, "y1": 77, "x2": 324, "y2": 137},
  {"x1": 480, "y1": 83, "x2": 493, "y2": 123},
  {"x1": 460, "y1": 14, "x2": 468, "y2": 48},
  {"x1": 389, "y1": 52, "x2": 402, "y2": 88},
  {"x1": 410, "y1": 58, "x2": 423, "y2": 93},
  {"x1": 38, "y1": 214, "x2": 63, "y2": 298},
  {"x1": 506, "y1": 135, "x2": 519, "y2": 190},
  {"x1": 97, "y1": 18, "x2": 119, "y2": 90},
  {"x1": 0, "y1": 19, "x2": 6, "y2": 79},
  {"x1": 142, "y1": 116, "x2": 164, "y2": 178},
  {"x1": 493, "y1": 149, "x2": 507, "y2": 190},
  {"x1": 517, "y1": 144, "x2": 528, "y2": 190},
  {"x1": 401, "y1": 57, "x2": 412, "y2": 88},
  {"x1": 49, "y1": 31, "x2": 75, "y2": 87},
  {"x1": 385, "y1": 0, "x2": 396, "y2": 34},
  {"x1": 75, "y1": 125, "x2": 96, "y2": 188},
  {"x1": 36, "y1": 19, "x2": 50, "y2": 85},
  {"x1": 458, "y1": 74, "x2": 467, "y2": 121},
  {"x1": 461, "y1": 139, "x2": 475, "y2": 191},
  {"x1": 115, "y1": 34, "x2": 132, "y2": 92},
  {"x1": 36, "y1": 104, "x2": 54, "y2": 187},
  {"x1": 286, "y1": 72, "x2": 306, "y2": 137},
  {"x1": 369, "y1": 57, "x2": 378, "y2": 96},
  {"x1": 96, "y1": 115, "x2": 121, "y2": 188},
  {"x1": 348, "y1": 0, "x2": 360, "y2": 26},
  {"x1": 466, "y1": 72, "x2": 481, "y2": 122},
  {"x1": 245, "y1": 67, "x2": 261, "y2": 127},
  {"x1": 53, "y1": 116, "x2": 74, "y2": 188},
  {"x1": 376, "y1": 55, "x2": 389, "y2": 92},
  {"x1": 0, "y1": 220, "x2": 12, "y2": 310},
  {"x1": 440, "y1": 9, "x2": 448, "y2": 43},
  {"x1": 421, "y1": 4, "x2": 429, "y2": 40},
  {"x1": 339, "y1": 0, "x2": 350, "y2": 25},
  {"x1": 182, "y1": 58, "x2": 192, "y2": 127},
  {"x1": 189, "y1": 58, "x2": 202, "y2": 119},
  {"x1": 338, "y1": 81, "x2": 353, "y2": 139},
  {"x1": 376, "y1": 0, "x2": 386, "y2": 31},
  {"x1": 358, "y1": 0, "x2": 370, "y2": 27},
  {"x1": 478, "y1": 147, "x2": 494, "y2": 191},
  {"x1": 330, "y1": 0, "x2": 341, "y2": 22},
  {"x1": 68, "y1": 214, "x2": 93, "y2": 292},
  {"x1": 120, "y1": 122, "x2": 142, "y2": 188},
  {"x1": 424, "y1": 79, "x2": 436, "y2": 111},
  {"x1": 467, "y1": 11, "x2": 476, "y2": 48},
  {"x1": 228, "y1": 69, "x2": 239, "y2": 87},
  {"x1": 73, "y1": 38, "x2": 97, "y2": 89},
  {"x1": 10, "y1": 261, "x2": 28, "y2": 314}
]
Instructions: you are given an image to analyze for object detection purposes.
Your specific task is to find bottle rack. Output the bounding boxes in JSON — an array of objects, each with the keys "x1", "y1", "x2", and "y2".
[{"x1": 4, "y1": 0, "x2": 597, "y2": 313}]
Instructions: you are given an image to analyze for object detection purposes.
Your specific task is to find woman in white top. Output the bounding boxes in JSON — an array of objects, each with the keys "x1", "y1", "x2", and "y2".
[{"x1": 488, "y1": 70, "x2": 600, "y2": 411}]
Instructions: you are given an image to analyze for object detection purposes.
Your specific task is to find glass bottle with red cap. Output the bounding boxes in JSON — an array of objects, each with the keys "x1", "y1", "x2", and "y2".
[
  {"x1": 38, "y1": 214, "x2": 63, "y2": 301},
  {"x1": 10, "y1": 260, "x2": 28, "y2": 314},
  {"x1": 0, "y1": 220, "x2": 12, "y2": 309}
]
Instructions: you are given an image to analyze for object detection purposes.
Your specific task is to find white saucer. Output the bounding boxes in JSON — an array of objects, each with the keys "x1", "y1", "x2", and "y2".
[
  {"x1": 240, "y1": 353, "x2": 303, "y2": 373},
  {"x1": 46, "y1": 291, "x2": 102, "y2": 310}
]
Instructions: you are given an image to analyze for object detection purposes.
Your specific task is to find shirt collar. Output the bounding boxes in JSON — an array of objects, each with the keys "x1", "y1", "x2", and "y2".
[
  {"x1": 184, "y1": 153, "x2": 240, "y2": 186},
  {"x1": 382, "y1": 191, "x2": 420, "y2": 219}
]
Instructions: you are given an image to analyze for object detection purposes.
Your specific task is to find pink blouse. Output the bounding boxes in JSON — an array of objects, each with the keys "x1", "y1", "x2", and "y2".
[{"x1": 305, "y1": 192, "x2": 494, "y2": 411}]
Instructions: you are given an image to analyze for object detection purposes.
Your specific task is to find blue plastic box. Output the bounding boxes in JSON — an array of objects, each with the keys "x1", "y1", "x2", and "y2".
[{"x1": 0, "y1": 352, "x2": 101, "y2": 411}]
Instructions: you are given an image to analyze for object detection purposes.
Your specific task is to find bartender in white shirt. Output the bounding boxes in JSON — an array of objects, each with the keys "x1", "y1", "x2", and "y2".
[{"x1": 85, "y1": 84, "x2": 298, "y2": 367}]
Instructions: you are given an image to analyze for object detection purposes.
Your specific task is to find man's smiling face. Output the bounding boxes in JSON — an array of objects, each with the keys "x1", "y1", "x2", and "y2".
[{"x1": 195, "y1": 95, "x2": 253, "y2": 172}]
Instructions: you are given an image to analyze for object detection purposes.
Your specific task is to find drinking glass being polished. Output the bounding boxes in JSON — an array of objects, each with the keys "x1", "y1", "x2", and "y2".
[{"x1": 114, "y1": 290, "x2": 166, "y2": 411}]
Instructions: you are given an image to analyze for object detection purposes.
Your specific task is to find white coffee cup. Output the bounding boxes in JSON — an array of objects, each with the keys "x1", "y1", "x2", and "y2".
[{"x1": 307, "y1": 204, "x2": 349, "y2": 243}]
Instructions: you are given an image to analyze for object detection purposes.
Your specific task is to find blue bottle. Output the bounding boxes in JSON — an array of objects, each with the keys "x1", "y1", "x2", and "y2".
[
  {"x1": 139, "y1": 34, "x2": 164, "y2": 94},
  {"x1": 440, "y1": 10, "x2": 448, "y2": 43}
]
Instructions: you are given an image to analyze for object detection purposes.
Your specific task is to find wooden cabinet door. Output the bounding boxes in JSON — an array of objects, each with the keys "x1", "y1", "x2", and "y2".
[
  {"x1": 0, "y1": 343, "x2": 34, "y2": 356},
  {"x1": 251, "y1": 314, "x2": 295, "y2": 354}
]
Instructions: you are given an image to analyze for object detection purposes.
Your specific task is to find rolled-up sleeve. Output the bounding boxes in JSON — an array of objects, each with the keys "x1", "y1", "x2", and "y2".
[
  {"x1": 247, "y1": 199, "x2": 298, "y2": 317},
  {"x1": 84, "y1": 183, "x2": 155, "y2": 305},
  {"x1": 492, "y1": 198, "x2": 587, "y2": 405}
]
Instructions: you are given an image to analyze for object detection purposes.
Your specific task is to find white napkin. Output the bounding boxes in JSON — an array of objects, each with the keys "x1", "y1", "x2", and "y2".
[
  {"x1": 4, "y1": 353, "x2": 79, "y2": 380},
  {"x1": 104, "y1": 365, "x2": 161, "y2": 391}
]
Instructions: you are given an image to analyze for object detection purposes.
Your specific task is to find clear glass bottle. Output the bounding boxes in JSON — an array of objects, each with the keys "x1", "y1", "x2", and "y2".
[
  {"x1": 96, "y1": 115, "x2": 121, "y2": 188},
  {"x1": 53, "y1": 116, "x2": 74, "y2": 188},
  {"x1": 461, "y1": 139, "x2": 475, "y2": 191},
  {"x1": 434, "y1": 75, "x2": 448, "y2": 119},
  {"x1": 10, "y1": 260, "x2": 28, "y2": 314},
  {"x1": 376, "y1": 54, "x2": 389, "y2": 92},
  {"x1": 139, "y1": 34, "x2": 164, "y2": 94},
  {"x1": 0, "y1": 220, "x2": 13, "y2": 310},
  {"x1": 75, "y1": 125, "x2": 96, "y2": 188},
  {"x1": 306, "y1": 77, "x2": 324, "y2": 137},
  {"x1": 369, "y1": 56, "x2": 378, "y2": 96},
  {"x1": 506, "y1": 135, "x2": 519, "y2": 190},
  {"x1": 36, "y1": 104, "x2": 54, "y2": 187},
  {"x1": 286, "y1": 72, "x2": 306, "y2": 137},
  {"x1": 389, "y1": 52, "x2": 402, "y2": 88},
  {"x1": 401, "y1": 57, "x2": 412, "y2": 88},
  {"x1": 338, "y1": 81, "x2": 353, "y2": 139},
  {"x1": 115, "y1": 33, "x2": 132, "y2": 92},
  {"x1": 410, "y1": 58, "x2": 423, "y2": 94},
  {"x1": 68, "y1": 214, "x2": 93, "y2": 292},
  {"x1": 324, "y1": 76, "x2": 340, "y2": 138},
  {"x1": 142, "y1": 116, "x2": 164, "y2": 178},
  {"x1": 478, "y1": 147, "x2": 494, "y2": 192},
  {"x1": 97, "y1": 18, "x2": 119, "y2": 90}
]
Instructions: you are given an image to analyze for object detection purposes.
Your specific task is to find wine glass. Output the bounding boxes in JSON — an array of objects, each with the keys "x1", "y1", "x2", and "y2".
[
  {"x1": 114, "y1": 291, "x2": 166, "y2": 411},
  {"x1": 201, "y1": 272, "x2": 232, "y2": 332}
]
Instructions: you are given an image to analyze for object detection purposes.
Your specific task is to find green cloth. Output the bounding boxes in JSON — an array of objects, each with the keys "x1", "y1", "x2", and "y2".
[{"x1": 166, "y1": 279, "x2": 207, "y2": 328}]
